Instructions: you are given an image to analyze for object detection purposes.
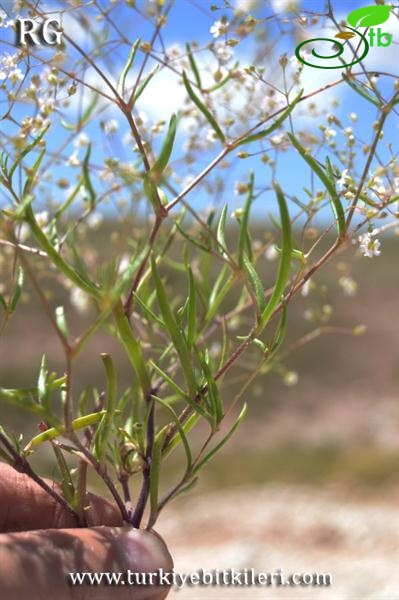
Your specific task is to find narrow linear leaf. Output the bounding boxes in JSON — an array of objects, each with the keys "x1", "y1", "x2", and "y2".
[
  {"x1": 117, "y1": 38, "x2": 140, "y2": 97},
  {"x1": 325, "y1": 156, "x2": 346, "y2": 237},
  {"x1": 151, "y1": 257, "x2": 197, "y2": 397},
  {"x1": 52, "y1": 443, "x2": 75, "y2": 503},
  {"x1": 186, "y1": 43, "x2": 202, "y2": 89},
  {"x1": 271, "y1": 301, "x2": 287, "y2": 353},
  {"x1": 343, "y1": 74, "x2": 379, "y2": 107},
  {"x1": 216, "y1": 204, "x2": 228, "y2": 257},
  {"x1": 235, "y1": 89, "x2": 303, "y2": 147},
  {"x1": 260, "y1": 183, "x2": 292, "y2": 330},
  {"x1": 9, "y1": 266, "x2": 24, "y2": 313},
  {"x1": 187, "y1": 267, "x2": 196, "y2": 348},
  {"x1": 153, "y1": 395, "x2": 192, "y2": 470},
  {"x1": 182, "y1": 71, "x2": 225, "y2": 143},
  {"x1": 151, "y1": 113, "x2": 177, "y2": 178},
  {"x1": 23, "y1": 410, "x2": 112, "y2": 452},
  {"x1": 114, "y1": 301, "x2": 151, "y2": 398},
  {"x1": 148, "y1": 426, "x2": 167, "y2": 528},
  {"x1": 196, "y1": 349, "x2": 223, "y2": 428},
  {"x1": 82, "y1": 144, "x2": 96, "y2": 209},
  {"x1": 288, "y1": 133, "x2": 345, "y2": 238},
  {"x1": 193, "y1": 403, "x2": 247, "y2": 474},
  {"x1": 133, "y1": 65, "x2": 159, "y2": 104},
  {"x1": 9, "y1": 126, "x2": 50, "y2": 181},
  {"x1": 242, "y1": 254, "x2": 266, "y2": 313},
  {"x1": 55, "y1": 306, "x2": 69, "y2": 339},
  {"x1": 238, "y1": 171, "x2": 254, "y2": 266},
  {"x1": 94, "y1": 353, "x2": 117, "y2": 462}
]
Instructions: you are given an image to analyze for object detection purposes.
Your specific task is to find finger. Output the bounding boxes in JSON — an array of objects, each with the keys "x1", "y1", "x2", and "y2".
[
  {"x1": 0, "y1": 526, "x2": 173, "y2": 600},
  {"x1": 0, "y1": 462, "x2": 122, "y2": 531}
]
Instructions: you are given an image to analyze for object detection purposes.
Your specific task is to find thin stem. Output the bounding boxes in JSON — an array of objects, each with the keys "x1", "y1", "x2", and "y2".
[{"x1": 0, "y1": 432, "x2": 81, "y2": 525}]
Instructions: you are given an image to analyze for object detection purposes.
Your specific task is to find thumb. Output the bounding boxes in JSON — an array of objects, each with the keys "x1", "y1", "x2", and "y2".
[{"x1": 0, "y1": 525, "x2": 173, "y2": 600}]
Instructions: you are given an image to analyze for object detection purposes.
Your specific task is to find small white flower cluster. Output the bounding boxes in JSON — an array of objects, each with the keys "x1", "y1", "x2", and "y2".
[
  {"x1": 0, "y1": 10, "x2": 13, "y2": 29},
  {"x1": 358, "y1": 231, "x2": 381, "y2": 258},
  {"x1": 213, "y1": 41, "x2": 233, "y2": 64},
  {"x1": 0, "y1": 52, "x2": 23, "y2": 84},
  {"x1": 210, "y1": 19, "x2": 229, "y2": 39}
]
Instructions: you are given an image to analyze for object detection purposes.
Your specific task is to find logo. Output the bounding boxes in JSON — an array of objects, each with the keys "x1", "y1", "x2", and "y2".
[
  {"x1": 15, "y1": 17, "x2": 63, "y2": 47},
  {"x1": 295, "y1": 5, "x2": 392, "y2": 69}
]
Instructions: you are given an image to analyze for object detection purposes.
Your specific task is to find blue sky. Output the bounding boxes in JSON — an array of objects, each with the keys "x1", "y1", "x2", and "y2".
[{"x1": 0, "y1": 0, "x2": 398, "y2": 225}]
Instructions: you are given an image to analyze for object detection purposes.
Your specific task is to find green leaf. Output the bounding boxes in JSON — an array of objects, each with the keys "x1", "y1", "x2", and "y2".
[
  {"x1": 193, "y1": 403, "x2": 247, "y2": 474},
  {"x1": 23, "y1": 148, "x2": 46, "y2": 197},
  {"x1": 117, "y1": 37, "x2": 140, "y2": 97},
  {"x1": 82, "y1": 145, "x2": 96, "y2": 209},
  {"x1": 260, "y1": 183, "x2": 292, "y2": 330},
  {"x1": 196, "y1": 349, "x2": 223, "y2": 428},
  {"x1": 186, "y1": 43, "x2": 202, "y2": 89},
  {"x1": 9, "y1": 126, "x2": 50, "y2": 181},
  {"x1": 216, "y1": 204, "x2": 228, "y2": 258},
  {"x1": 37, "y1": 354, "x2": 49, "y2": 406},
  {"x1": 52, "y1": 443, "x2": 75, "y2": 503},
  {"x1": 24, "y1": 204, "x2": 100, "y2": 299},
  {"x1": 114, "y1": 301, "x2": 151, "y2": 398},
  {"x1": 93, "y1": 353, "x2": 117, "y2": 462},
  {"x1": 182, "y1": 71, "x2": 225, "y2": 143},
  {"x1": 150, "y1": 360, "x2": 190, "y2": 402},
  {"x1": 342, "y1": 74, "x2": 379, "y2": 107},
  {"x1": 151, "y1": 257, "x2": 197, "y2": 398},
  {"x1": 133, "y1": 65, "x2": 159, "y2": 104},
  {"x1": 347, "y1": 5, "x2": 391, "y2": 28},
  {"x1": 287, "y1": 133, "x2": 346, "y2": 239},
  {"x1": 9, "y1": 266, "x2": 24, "y2": 313},
  {"x1": 238, "y1": 171, "x2": 254, "y2": 267},
  {"x1": 55, "y1": 306, "x2": 69, "y2": 339},
  {"x1": 325, "y1": 157, "x2": 346, "y2": 237},
  {"x1": 153, "y1": 395, "x2": 192, "y2": 470},
  {"x1": 235, "y1": 89, "x2": 303, "y2": 148},
  {"x1": 242, "y1": 255, "x2": 266, "y2": 313},
  {"x1": 148, "y1": 425, "x2": 167, "y2": 528},
  {"x1": 271, "y1": 301, "x2": 287, "y2": 353},
  {"x1": 23, "y1": 410, "x2": 111, "y2": 453},
  {"x1": 187, "y1": 267, "x2": 196, "y2": 348},
  {"x1": 151, "y1": 113, "x2": 177, "y2": 179}
]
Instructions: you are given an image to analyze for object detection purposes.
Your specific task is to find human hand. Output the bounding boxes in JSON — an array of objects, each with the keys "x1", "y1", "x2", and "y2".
[{"x1": 0, "y1": 462, "x2": 173, "y2": 600}]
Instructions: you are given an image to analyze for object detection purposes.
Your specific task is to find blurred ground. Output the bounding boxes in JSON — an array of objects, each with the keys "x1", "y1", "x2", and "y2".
[
  {"x1": 157, "y1": 484, "x2": 398, "y2": 600},
  {"x1": 0, "y1": 231, "x2": 398, "y2": 599}
]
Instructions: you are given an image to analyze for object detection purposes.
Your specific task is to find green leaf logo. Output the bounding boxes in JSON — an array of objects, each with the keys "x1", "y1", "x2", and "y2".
[{"x1": 347, "y1": 5, "x2": 391, "y2": 28}]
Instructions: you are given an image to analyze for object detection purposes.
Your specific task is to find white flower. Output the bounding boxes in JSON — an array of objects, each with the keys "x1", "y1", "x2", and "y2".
[
  {"x1": 270, "y1": 133, "x2": 285, "y2": 146},
  {"x1": 0, "y1": 10, "x2": 13, "y2": 28},
  {"x1": 264, "y1": 244, "x2": 278, "y2": 261},
  {"x1": 283, "y1": 371, "x2": 299, "y2": 386},
  {"x1": 358, "y1": 232, "x2": 381, "y2": 258},
  {"x1": 38, "y1": 96, "x2": 55, "y2": 116},
  {"x1": 86, "y1": 212, "x2": 103, "y2": 229},
  {"x1": 337, "y1": 169, "x2": 352, "y2": 190},
  {"x1": 35, "y1": 211, "x2": 49, "y2": 229},
  {"x1": 324, "y1": 128, "x2": 336, "y2": 140},
  {"x1": 103, "y1": 119, "x2": 119, "y2": 135},
  {"x1": 118, "y1": 254, "x2": 130, "y2": 274},
  {"x1": 67, "y1": 151, "x2": 80, "y2": 167},
  {"x1": 73, "y1": 132, "x2": 90, "y2": 148},
  {"x1": 206, "y1": 129, "x2": 218, "y2": 143},
  {"x1": 70, "y1": 287, "x2": 90, "y2": 314},
  {"x1": 339, "y1": 276, "x2": 357, "y2": 296},
  {"x1": 210, "y1": 19, "x2": 229, "y2": 39},
  {"x1": 349, "y1": 112, "x2": 358, "y2": 122},
  {"x1": 301, "y1": 279, "x2": 312, "y2": 297},
  {"x1": 213, "y1": 41, "x2": 233, "y2": 63}
]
